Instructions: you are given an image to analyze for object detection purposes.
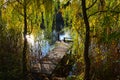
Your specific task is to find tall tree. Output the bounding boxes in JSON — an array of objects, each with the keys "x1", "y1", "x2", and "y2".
[
  {"x1": 82, "y1": 0, "x2": 91, "y2": 80},
  {"x1": 22, "y1": 0, "x2": 28, "y2": 79}
]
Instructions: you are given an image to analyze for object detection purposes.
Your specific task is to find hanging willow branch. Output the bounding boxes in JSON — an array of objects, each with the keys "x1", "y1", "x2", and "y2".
[
  {"x1": 88, "y1": 10, "x2": 120, "y2": 18},
  {"x1": 86, "y1": 0, "x2": 97, "y2": 10}
]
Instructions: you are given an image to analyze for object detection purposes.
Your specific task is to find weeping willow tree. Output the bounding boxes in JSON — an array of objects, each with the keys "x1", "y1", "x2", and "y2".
[
  {"x1": 0, "y1": 1, "x2": 24, "y2": 80},
  {"x1": 18, "y1": 0, "x2": 54, "y2": 79},
  {"x1": 0, "y1": 0, "x2": 57, "y2": 79},
  {"x1": 88, "y1": 0, "x2": 120, "y2": 79},
  {"x1": 61, "y1": 0, "x2": 120, "y2": 80},
  {"x1": 1, "y1": 0, "x2": 120, "y2": 79},
  {"x1": 83, "y1": 0, "x2": 120, "y2": 79}
]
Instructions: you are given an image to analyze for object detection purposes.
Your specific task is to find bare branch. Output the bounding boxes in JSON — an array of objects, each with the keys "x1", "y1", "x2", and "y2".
[
  {"x1": 86, "y1": 0, "x2": 97, "y2": 10},
  {"x1": 109, "y1": 10, "x2": 120, "y2": 13},
  {"x1": 88, "y1": 10, "x2": 107, "y2": 18},
  {"x1": 88, "y1": 10, "x2": 120, "y2": 18}
]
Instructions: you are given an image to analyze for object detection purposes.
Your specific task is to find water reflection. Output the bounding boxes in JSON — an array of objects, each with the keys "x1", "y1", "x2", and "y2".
[
  {"x1": 60, "y1": 31, "x2": 71, "y2": 40},
  {"x1": 27, "y1": 30, "x2": 71, "y2": 58},
  {"x1": 29, "y1": 33, "x2": 51, "y2": 58},
  {"x1": 26, "y1": 34, "x2": 34, "y2": 46},
  {"x1": 41, "y1": 40, "x2": 50, "y2": 56}
]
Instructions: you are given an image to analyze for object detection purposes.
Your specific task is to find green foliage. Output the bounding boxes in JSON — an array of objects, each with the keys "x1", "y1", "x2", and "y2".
[
  {"x1": 0, "y1": 26, "x2": 23, "y2": 80},
  {"x1": 1, "y1": 0, "x2": 120, "y2": 79}
]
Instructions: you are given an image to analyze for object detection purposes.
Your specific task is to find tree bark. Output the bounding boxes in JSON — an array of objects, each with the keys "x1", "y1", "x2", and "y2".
[
  {"x1": 22, "y1": 0, "x2": 28, "y2": 79},
  {"x1": 81, "y1": 0, "x2": 91, "y2": 80}
]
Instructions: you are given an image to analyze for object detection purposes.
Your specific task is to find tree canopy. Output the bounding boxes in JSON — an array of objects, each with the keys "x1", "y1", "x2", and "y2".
[{"x1": 0, "y1": 0, "x2": 120, "y2": 80}]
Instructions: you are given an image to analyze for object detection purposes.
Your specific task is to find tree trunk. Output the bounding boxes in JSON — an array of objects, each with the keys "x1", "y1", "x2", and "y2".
[
  {"x1": 0, "y1": 9, "x2": 1, "y2": 19},
  {"x1": 22, "y1": 0, "x2": 28, "y2": 79},
  {"x1": 81, "y1": 0, "x2": 91, "y2": 80}
]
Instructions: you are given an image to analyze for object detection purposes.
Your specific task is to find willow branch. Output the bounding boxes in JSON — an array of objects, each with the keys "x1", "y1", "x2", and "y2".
[
  {"x1": 0, "y1": 0, "x2": 22, "y2": 9},
  {"x1": 88, "y1": 10, "x2": 120, "y2": 18},
  {"x1": 86, "y1": 0, "x2": 97, "y2": 10},
  {"x1": 0, "y1": 1, "x2": 9, "y2": 8},
  {"x1": 16, "y1": 0, "x2": 23, "y2": 5},
  {"x1": 113, "y1": 3, "x2": 120, "y2": 10}
]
